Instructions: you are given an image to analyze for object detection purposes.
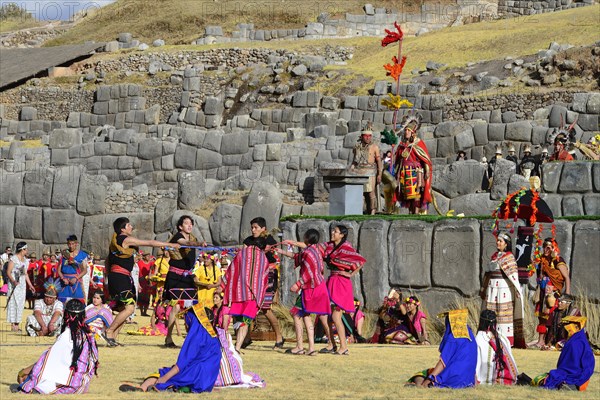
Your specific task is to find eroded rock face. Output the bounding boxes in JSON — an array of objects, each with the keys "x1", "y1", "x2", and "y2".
[
  {"x1": 239, "y1": 180, "x2": 283, "y2": 242},
  {"x1": 209, "y1": 203, "x2": 242, "y2": 246},
  {"x1": 571, "y1": 220, "x2": 600, "y2": 299}
]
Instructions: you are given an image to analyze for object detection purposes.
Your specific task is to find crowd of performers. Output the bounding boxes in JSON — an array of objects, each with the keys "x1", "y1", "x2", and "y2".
[{"x1": 6, "y1": 216, "x2": 596, "y2": 394}]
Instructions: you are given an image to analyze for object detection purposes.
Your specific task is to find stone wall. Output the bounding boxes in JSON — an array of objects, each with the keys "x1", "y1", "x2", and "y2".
[
  {"x1": 278, "y1": 217, "x2": 600, "y2": 314},
  {"x1": 497, "y1": 0, "x2": 594, "y2": 16}
]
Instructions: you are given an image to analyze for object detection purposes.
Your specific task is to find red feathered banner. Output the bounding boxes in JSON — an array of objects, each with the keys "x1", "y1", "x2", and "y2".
[{"x1": 381, "y1": 22, "x2": 404, "y2": 47}]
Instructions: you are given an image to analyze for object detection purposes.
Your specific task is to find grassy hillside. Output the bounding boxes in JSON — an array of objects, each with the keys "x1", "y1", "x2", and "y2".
[
  {"x1": 81, "y1": 5, "x2": 598, "y2": 94},
  {"x1": 44, "y1": 0, "x2": 428, "y2": 46}
]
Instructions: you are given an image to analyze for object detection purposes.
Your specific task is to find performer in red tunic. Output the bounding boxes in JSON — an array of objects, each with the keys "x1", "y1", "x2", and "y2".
[
  {"x1": 393, "y1": 113, "x2": 433, "y2": 214},
  {"x1": 224, "y1": 238, "x2": 270, "y2": 352}
]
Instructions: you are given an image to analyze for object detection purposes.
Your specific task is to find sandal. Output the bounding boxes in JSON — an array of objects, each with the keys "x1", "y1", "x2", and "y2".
[
  {"x1": 285, "y1": 348, "x2": 305, "y2": 355},
  {"x1": 318, "y1": 346, "x2": 337, "y2": 354},
  {"x1": 164, "y1": 341, "x2": 179, "y2": 349},
  {"x1": 273, "y1": 339, "x2": 286, "y2": 349},
  {"x1": 307, "y1": 350, "x2": 318, "y2": 356},
  {"x1": 119, "y1": 384, "x2": 143, "y2": 392},
  {"x1": 527, "y1": 343, "x2": 543, "y2": 350},
  {"x1": 335, "y1": 349, "x2": 349, "y2": 356}
]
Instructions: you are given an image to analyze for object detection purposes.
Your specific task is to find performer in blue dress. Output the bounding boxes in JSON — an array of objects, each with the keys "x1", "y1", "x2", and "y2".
[
  {"x1": 407, "y1": 308, "x2": 477, "y2": 388},
  {"x1": 57, "y1": 235, "x2": 88, "y2": 303},
  {"x1": 530, "y1": 316, "x2": 595, "y2": 391}
]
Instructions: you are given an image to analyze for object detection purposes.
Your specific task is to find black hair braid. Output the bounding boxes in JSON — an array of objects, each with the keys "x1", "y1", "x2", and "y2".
[{"x1": 478, "y1": 309, "x2": 505, "y2": 372}]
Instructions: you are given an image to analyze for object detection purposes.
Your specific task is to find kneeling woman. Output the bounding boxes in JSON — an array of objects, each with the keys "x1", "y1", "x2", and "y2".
[
  {"x1": 276, "y1": 229, "x2": 330, "y2": 355},
  {"x1": 120, "y1": 304, "x2": 264, "y2": 392},
  {"x1": 17, "y1": 300, "x2": 99, "y2": 394},
  {"x1": 529, "y1": 316, "x2": 595, "y2": 391},
  {"x1": 475, "y1": 309, "x2": 518, "y2": 385},
  {"x1": 407, "y1": 309, "x2": 477, "y2": 388}
]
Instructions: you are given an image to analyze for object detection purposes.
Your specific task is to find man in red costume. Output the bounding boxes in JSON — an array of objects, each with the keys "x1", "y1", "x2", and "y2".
[
  {"x1": 549, "y1": 133, "x2": 574, "y2": 161},
  {"x1": 393, "y1": 113, "x2": 433, "y2": 214}
]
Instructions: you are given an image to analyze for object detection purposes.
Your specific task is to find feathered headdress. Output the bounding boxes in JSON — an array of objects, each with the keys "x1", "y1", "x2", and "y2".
[{"x1": 44, "y1": 278, "x2": 62, "y2": 298}]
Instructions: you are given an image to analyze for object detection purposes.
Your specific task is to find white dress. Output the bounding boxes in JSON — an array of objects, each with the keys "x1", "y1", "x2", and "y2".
[
  {"x1": 475, "y1": 330, "x2": 518, "y2": 385},
  {"x1": 7, "y1": 255, "x2": 29, "y2": 324}
]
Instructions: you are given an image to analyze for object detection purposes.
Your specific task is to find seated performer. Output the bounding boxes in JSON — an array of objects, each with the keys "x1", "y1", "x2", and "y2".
[
  {"x1": 407, "y1": 309, "x2": 477, "y2": 388},
  {"x1": 371, "y1": 290, "x2": 428, "y2": 345},
  {"x1": 84, "y1": 290, "x2": 114, "y2": 339},
  {"x1": 26, "y1": 279, "x2": 64, "y2": 337},
  {"x1": 128, "y1": 301, "x2": 173, "y2": 336},
  {"x1": 544, "y1": 293, "x2": 581, "y2": 350},
  {"x1": 119, "y1": 304, "x2": 264, "y2": 392},
  {"x1": 475, "y1": 310, "x2": 518, "y2": 385},
  {"x1": 16, "y1": 300, "x2": 99, "y2": 394},
  {"x1": 526, "y1": 316, "x2": 595, "y2": 391}
]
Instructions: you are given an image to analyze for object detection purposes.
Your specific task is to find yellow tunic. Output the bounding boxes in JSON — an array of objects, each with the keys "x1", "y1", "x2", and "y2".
[{"x1": 194, "y1": 262, "x2": 222, "y2": 307}]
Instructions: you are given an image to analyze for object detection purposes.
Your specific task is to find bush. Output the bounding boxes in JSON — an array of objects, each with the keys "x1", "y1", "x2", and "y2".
[{"x1": 0, "y1": 3, "x2": 32, "y2": 21}]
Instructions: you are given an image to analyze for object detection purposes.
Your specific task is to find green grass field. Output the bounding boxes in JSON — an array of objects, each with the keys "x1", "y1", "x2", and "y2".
[{"x1": 1, "y1": 298, "x2": 598, "y2": 399}]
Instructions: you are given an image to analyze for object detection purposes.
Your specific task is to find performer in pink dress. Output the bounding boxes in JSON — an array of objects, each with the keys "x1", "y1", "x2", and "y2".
[
  {"x1": 276, "y1": 229, "x2": 330, "y2": 356},
  {"x1": 284, "y1": 224, "x2": 366, "y2": 355}
]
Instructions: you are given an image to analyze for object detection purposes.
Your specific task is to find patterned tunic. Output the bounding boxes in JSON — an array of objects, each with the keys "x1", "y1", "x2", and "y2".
[{"x1": 483, "y1": 251, "x2": 525, "y2": 346}]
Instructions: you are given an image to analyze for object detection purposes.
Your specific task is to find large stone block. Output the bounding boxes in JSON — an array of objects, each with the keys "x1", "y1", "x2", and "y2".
[
  {"x1": 154, "y1": 197, "x2": 177, "y2": 233},
  {"x1": 174, "y1": 144, "x2": 197, "y2": 169},
  {"x1": 0, "y1": 171, "x2": 23, "y2": 205},
  {"x1": 170, "y1": 211, "x2": 212, "y2": 244},
  {"x1": 196, "y1": 148, "x2": 223, "y2": 170},
  {"x1": 432, "y1": 160, "x2": 486, "y2": 198},
  {"x1": 359, "y1": 220, "x2": 390, "y2": 309},
  {"x1": 490, "y1": 158, "x2": 516, "y2": 200},
  {"x1": 541, "y1": 162, "x2": 562, "y2": 193},
  {"x1": 539, "y1": 193, "x2": 562, "y2": 218},
  {"x1": 220, "y1": 132, "x2": 249, "y2": 155},
  {"x1": 410, "y1": 288, "x2": 463, "y2": 321},
  {"x1": 138, "y1": 138, "x2": 163, "y2": 160},
  {"x1": 209, "y1": 204, "x2": 243, "y2": 245},
  {"x1": 449, "y1": 193, "x2": 498, "y2": 216},
  {"x1": 49, "y1": 128, "x2": 82, "y2": 149},
  {"x1": 296, "y1": 220, "x2": 330, "y2": 251},
  {"x1": 505, "y1": 121, "x2": 532, "y2": 142},
  {"x1": 0, "y1": 206, "x2": 15, "y2": 247},
  {"x1": 583, "y1": 194, "x2": 600, "y2": 215},
  {"x1": 593, "y1": 163, "x2": 600, "y2": 192},
  {"x1": 14, "y1": 206, "x2": 42, "y2": 240},
  {"x1": 558, "y1": 162, "x2": 592, "y2": 193},
  {"x1": 507, "y1": 173, "x2": 530, "y2": 194},
  {"x1": 181, "y1": 128, "x2": 205, "y2": 147},
  {"x1": 51, "y1": 165, "x2": 82, "y2": 209},
  {"x1": 202, "y1": 130, "x2": 223, "y2": 152},
  {"x1": 562, "y1": 194, "x2": 583, "y2": 216},
  {"x1": 178, "y1": 171, "x2": 208, "y2": 210},
  {"x1": 82, "y1": 213, "x2": 154, "y2": 257},
  {"x1": 77, "y1": 174, "x2": 107, "y2": 215},
  {"x1": 571, "y1": 220, "x2": 600, "y2": 299},
  {"x1": 42, "y1": 209, "x2": 84, "y2": 244},
  {"x1": 434, "y1": 121, "x2": 472, "y2": 138},
  {"x1": 279, "y1": 220, "x2": 298, "y2": 306},
  {"x1": 388, "y1": 220, "x2": 432, "y2": 288},
  {"x1": 239, "y1": 181, "x2": 283, "y2": 242},
  {"x1": 432, "y1": 219, "x2": 480, "y2": 296},
  {"x1": 454, "y1": 128, "x2": 475, "y2": 151},
  {"x1": 24, "y1": 169, "x2": 54, "y2": 207}
]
